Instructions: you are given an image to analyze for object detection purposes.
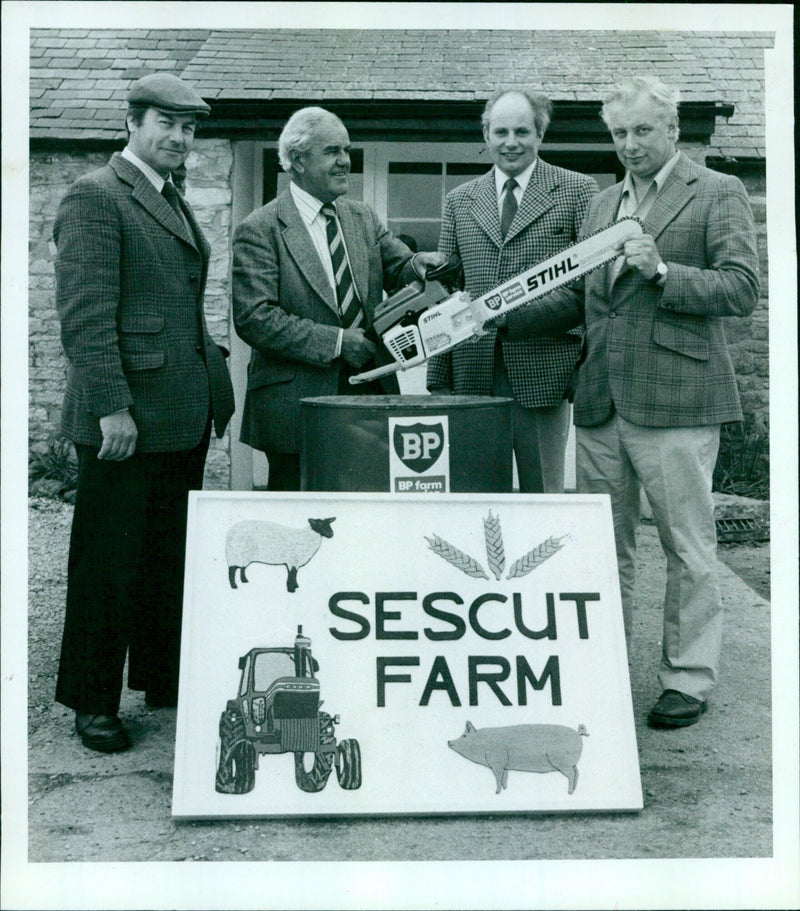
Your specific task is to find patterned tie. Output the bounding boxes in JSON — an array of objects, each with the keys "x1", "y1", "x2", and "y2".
[
  {"x1": 321, "y1": 204, "x2": 363, "y2": 329},
  {"x1": 500, "y1": 177, "x2": 519, "y2": 240},
  {"x1": 161, "y1": 180, "x2": 184, "y2": 217}
]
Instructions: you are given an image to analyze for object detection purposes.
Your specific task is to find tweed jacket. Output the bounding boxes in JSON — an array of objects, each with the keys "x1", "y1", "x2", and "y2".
[
  {"x1": 54, "y1": 153, "x2": 235, "y2": 452},
  {"x1": 232, "y1": 189, "x2": 416, "y2": 454},
  {"x1": 505, "y1": 153, "x2": 759, "y2": 427},
  {"x1": 426, "y1": 160, "x2": 598, "y2": 407}
]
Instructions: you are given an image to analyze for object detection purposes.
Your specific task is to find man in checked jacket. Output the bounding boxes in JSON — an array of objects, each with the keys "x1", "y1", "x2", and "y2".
[
  {"x1": 53, "y1": 74, "x2": 235, "y2": 751},
  {"x1": 498, "y1": 76, "x2": 759, "y2": 728},
  {"x1": 427, "y1": 88, "x2": 598, "y2": 493}
]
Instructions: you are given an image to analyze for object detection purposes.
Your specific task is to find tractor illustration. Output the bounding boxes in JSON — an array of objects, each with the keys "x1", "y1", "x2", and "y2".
[{"x1": 214, "y1": 626, "x2": 362, "y2": 795}]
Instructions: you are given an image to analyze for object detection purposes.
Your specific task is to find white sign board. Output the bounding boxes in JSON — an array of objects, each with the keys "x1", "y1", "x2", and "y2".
[{"x1": 173, "y1": 493, "x2": 642, "y2": 817}]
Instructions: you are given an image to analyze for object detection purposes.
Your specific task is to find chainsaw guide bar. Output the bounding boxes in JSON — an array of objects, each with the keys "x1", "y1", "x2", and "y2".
[{"x1": 350, "y1": 217, "x2": 643, "y2": 385}]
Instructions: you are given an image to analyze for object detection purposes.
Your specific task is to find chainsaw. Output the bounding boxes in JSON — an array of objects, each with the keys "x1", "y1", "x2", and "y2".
[{"x1": 351, "y1": 217, "x2": 643, "y2": 385}]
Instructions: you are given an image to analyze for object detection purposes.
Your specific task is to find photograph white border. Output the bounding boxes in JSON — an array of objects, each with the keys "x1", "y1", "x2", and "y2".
[{"x1": 2, "y1": 2, "x2": 797, "y2": 909}]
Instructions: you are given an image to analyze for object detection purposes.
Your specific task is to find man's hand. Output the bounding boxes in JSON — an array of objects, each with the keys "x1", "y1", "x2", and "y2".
[
  {"x1": 412, "y1": 251, "x2": 447, "y2": 277},
  {"x1": 622, "y1": 235, "x2": 662, "y2": 281},
  {"x1": 340, "y1": 328, "x2": 377, "y2": 368},
  {"x1": 98, "y1": 409, "x2": 138, "y2": 461}
]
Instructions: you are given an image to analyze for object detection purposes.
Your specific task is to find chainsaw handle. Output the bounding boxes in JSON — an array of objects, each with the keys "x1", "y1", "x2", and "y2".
[{"x1": 423, "y1": 253, "x2": 463, "y2": 292}]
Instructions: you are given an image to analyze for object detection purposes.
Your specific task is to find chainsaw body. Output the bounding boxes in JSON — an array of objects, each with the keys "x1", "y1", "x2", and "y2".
[{"x1": 353, "y1": 217, "x2": 644, "y2": 384}]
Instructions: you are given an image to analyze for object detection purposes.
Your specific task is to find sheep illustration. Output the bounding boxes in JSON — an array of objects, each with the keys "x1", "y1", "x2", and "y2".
[{"x1": 226, "y1": 517, "x2": 335, "y2": 593}]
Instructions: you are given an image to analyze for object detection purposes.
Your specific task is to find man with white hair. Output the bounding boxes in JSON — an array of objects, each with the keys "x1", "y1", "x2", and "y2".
[
  {"x1": 232, "y1": 106, "x2": 444, "y2": 490},
  {"x1": 498, "y1": 76, "x2": 759, "y2": 727}
]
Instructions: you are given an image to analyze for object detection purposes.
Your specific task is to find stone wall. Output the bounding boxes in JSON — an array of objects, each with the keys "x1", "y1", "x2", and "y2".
[{"x1": 28, "y1": 140, "x2": 234, "y2": 489}]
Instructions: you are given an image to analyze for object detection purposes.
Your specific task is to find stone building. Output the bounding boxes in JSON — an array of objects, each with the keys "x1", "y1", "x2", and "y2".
[{"x1": 29, "y1": 29, "x2": 772, "y2": 490}]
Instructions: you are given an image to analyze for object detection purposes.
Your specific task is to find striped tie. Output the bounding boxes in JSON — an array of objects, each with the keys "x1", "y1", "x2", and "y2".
[{"x1": 321, "y1": 204, "x2": 363, "y2": 329}]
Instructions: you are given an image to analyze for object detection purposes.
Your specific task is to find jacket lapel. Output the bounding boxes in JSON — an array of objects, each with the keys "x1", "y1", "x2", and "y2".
[
  {"x1": 110, "y1": 153, "x2": 198, "y2": 250},
  {"x1": 278, "y1": 191, "x2": 338, "y2": 313},
  {"x1": 503, "y1": 159, "x2": 558, "y2": 243},
  {"x1": 469, "y1": 171, "x2": 504, "y2": 249},
  {"x1": 641, "y1": 153, "x2": 697, "y2": 240},
  {"x1": 599, "y1": 182, "x2": 627, "y2": 290},
  {"x1": 597, "y1": 183, "x2": 624, "y2": 230}
]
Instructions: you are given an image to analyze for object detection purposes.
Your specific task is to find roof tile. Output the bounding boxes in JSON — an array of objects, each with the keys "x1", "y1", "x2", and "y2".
[{"x1": 30, "y1": 28, "x2": 772, "y2": 158}]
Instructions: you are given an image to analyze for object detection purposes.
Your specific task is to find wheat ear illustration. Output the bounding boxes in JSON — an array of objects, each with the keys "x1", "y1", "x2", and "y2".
[
  {"x1": 506, "y1": 535, "x2": 566, "y2": 579},
  {"x1": 483, "y1": 510, "x2": 505, "y2": 581},
  {"x1": 425, "y1": 535, "x2": 489, "y2": 579}
]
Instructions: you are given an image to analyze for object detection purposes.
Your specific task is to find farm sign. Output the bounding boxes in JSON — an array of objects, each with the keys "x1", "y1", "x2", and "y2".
[{"x1": 172, "y1": 492, "x2": 642, "y2": 817}]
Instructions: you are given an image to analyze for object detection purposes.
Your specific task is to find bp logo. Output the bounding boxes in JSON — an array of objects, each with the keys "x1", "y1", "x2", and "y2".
[
  {"x1": 393, "y1": 422, "x2": 445, "y2": 473},
  {"x1": 484, "y1": 293, "x2": 503, "y2": 311}
]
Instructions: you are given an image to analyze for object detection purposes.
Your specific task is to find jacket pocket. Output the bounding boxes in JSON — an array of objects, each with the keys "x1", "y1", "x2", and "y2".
[
  {"x1": 248, "y1": 361, "x2": 297, "y2": 390},
  {"x1": 652, "y1": 320, "x2": 709, "y2": 361},
  {"x1": 120, "y1": 351, "x2": 165, "y2": 370},
  {"x1": 118, "y1": 312, "x2": 165, "y2": 369}
]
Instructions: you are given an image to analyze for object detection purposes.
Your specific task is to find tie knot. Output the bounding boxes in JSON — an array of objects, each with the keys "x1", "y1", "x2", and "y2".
[
  {"x1": 504, "y1": 178, "x2": 518, "y2": 193},
  {"x1": 321, "y1": 203, "x2": 337, "y2": 221},
  {"x1": 161, "y1": 181, "x2": 183, "y2": 216}
]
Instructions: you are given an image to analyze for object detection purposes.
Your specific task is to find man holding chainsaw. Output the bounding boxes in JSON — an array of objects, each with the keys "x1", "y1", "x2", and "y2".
[
  {"x1": 233, "y1": 107, "x2": 444, "y2": 490},
  {"x1": 427, "y1": 88, "x2": 598, "y2": 493},
  {"x1": 497, "y1": 76, "x2": 759, "y2": 728}
]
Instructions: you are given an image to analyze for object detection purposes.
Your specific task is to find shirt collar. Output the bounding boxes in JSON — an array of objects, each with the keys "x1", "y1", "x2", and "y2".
[
  {"x1": 494, "y1": 158, "x2": 537, "y2": 199},
  {"x1": 290, "y1": 180, "x2": 329, "y2": 225},
  {"x1": 121, "y1": 146, "x2": 170, "y2": 192},
  {"x1": 621, "y1": 150, "x2": 681, "y2": 203}
]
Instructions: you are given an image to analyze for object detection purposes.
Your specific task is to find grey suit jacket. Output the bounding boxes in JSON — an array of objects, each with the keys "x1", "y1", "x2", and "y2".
[
  {"x1": 54, "y1": 153, "x2": 234, "y2": 451},
  {"x1": 232, "y1": 189, "x2": 416, "y2": 453},
  {"x1": 505, "y1": 154, "x2": 759, "y2": 427},
  {"x1": 426, "y1": 160, "x2": 598, "y2": 407}
]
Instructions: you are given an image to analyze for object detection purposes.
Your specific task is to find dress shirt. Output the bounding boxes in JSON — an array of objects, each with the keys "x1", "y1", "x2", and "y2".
[
  {"x1": 121, "y1": 146, "x2": 188, "y2": 232},
  {"x1": 121, "y1": 146, "x2": 168, "y2": 192},
  {"x1": 617, "y1": 151, "x2": 681, "y2": 221},
  {"x1": 611, "y1": 151, "x2": 681, "y2": 288},
  {"x1": 291, "y1": 181, "x2": 365, "y2": 357},
  {"x1": 493, "y1": 159, "x2": 537, "y2": 213}
]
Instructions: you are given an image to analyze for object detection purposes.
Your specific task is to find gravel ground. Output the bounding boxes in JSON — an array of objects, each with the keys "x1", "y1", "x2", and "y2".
[{"x1": 16, "y1": 494, "x2": 791, "y2": 909}]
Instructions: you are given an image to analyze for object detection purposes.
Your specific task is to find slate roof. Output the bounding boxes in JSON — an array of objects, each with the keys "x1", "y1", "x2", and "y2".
[{"x1": 30, "y1": 28, "x2": 773, "y2": 158}]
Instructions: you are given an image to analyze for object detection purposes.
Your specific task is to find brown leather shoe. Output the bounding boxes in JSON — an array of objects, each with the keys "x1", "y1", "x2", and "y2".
[
  {"x1": 75, "y1": 712, "x2": 131, "y2": 752},
  {"x1": 647, "y1": 690, "x2": 708, "y2": 728}
]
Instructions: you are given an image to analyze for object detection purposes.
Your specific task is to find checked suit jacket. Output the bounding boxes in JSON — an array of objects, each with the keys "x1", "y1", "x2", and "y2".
[
  {"x1": 54, "y1": 153, "x2": 235, "y2": 451},
  {"x1": 504, "y1": 153, "x2": 760, "y2": 427},
  {"x1": 232, "y1": 189, "x2": 417, "y2": 454},
  {"x1": 426, "y1": 160, "x2": 598, "y2": 407}
]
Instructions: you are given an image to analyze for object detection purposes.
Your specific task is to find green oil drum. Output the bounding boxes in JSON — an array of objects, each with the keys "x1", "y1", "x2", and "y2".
[{"x1": 300, "y1": 395, "x2": 513, "y2": 493}]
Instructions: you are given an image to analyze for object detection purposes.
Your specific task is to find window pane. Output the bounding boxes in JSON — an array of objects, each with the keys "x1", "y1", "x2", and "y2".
[
  {"x1": 265, "y1": 149, "x2": 363, "y2": 203},
  {"x1": 445, "y1": 162, "x2": 489, "y2": 194},
  {"x1": 388, "y1": 162, "x2": 442, "y2": 218},
  {"x1": 388, "y1": 220, "x2": 441, "y2": 253}
]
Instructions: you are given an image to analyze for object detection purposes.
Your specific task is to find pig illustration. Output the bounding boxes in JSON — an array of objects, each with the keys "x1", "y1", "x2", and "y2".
[{"x1": 448, "y1": 721, "x2": 588, "y2": 794}]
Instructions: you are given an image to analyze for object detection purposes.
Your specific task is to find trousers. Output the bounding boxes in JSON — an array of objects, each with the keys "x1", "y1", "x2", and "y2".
[
  {"x1": 55, "y1": 426, "x2": 210, "y2": 714},
  {"x1": 492, "y1": 347, "x2": 571, "y2": 493},
  {"x1": 576, "y1": 414, "x2": 722, "y2": 699}
]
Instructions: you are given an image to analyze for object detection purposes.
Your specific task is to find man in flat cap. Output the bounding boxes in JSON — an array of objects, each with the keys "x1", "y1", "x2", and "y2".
[{"x1": 53, "y1": 73, "x2": 235, "y2": 751}]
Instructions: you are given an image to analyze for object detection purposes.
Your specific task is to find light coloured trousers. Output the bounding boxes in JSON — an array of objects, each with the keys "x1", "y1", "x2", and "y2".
[{"x1": 576, "y1": 414, "x2": 722, "y2": 700}]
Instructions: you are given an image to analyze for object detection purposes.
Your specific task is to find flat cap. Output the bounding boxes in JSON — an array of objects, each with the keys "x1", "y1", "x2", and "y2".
[{"x1": 128, "y1": 73, "x2": 211, "y2": 117}]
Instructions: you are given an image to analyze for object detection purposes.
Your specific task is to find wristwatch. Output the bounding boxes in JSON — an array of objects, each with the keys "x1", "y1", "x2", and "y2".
[{"x1": 654, "y1": 260, "x2": 668, "y2": 285}]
